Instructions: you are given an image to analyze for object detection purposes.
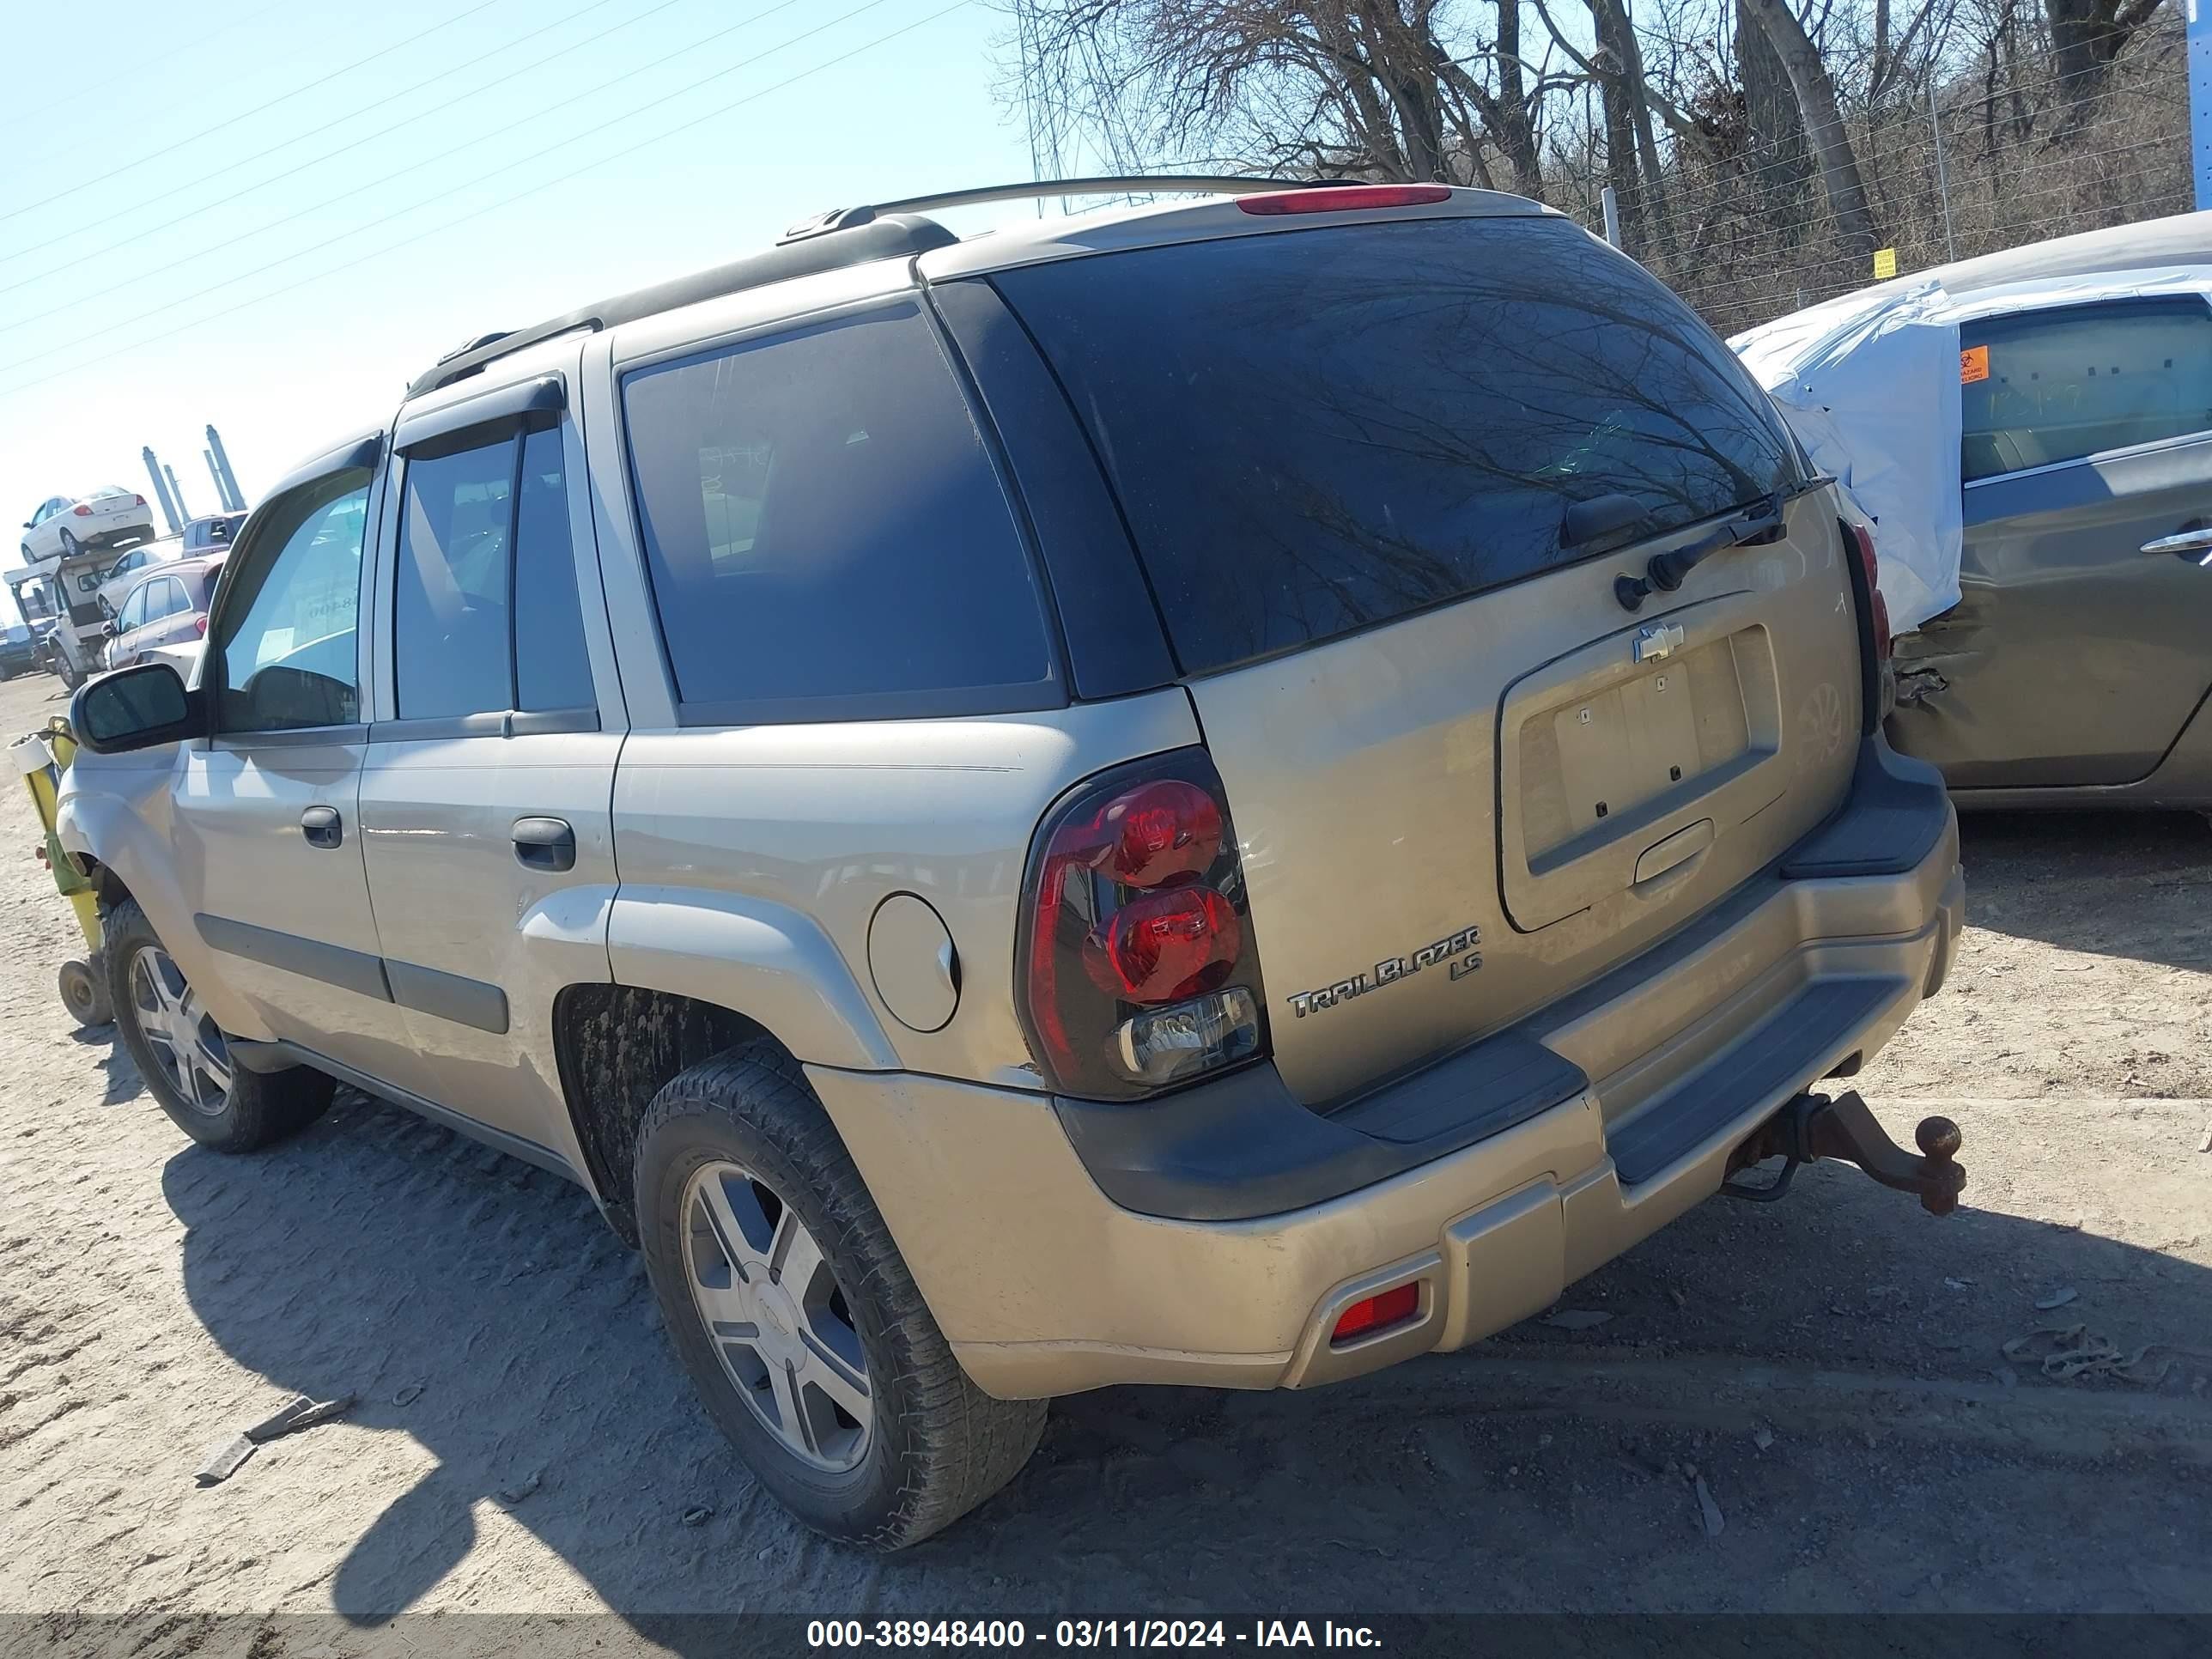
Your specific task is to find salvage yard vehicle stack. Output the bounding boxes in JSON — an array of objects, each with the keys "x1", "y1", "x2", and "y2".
[{"x1": 53, "y1": 179, "x2": 1965, "y2": 1547}]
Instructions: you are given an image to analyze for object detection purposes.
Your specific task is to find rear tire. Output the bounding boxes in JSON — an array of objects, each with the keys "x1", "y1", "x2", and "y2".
[
  {"x1": 635, "y1": 1042, "x2": 1046, "y2": 1548},
  {"x1": 58, "y1": 528, "x2": 80, "y2": 557},
  {"x1": 105, "y1": 899, "x2": 334, "y2": 1152}
]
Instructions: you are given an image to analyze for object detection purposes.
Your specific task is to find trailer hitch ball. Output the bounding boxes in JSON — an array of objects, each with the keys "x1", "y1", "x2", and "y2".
[
  {"x1": 1723, "y1": 1092, "x2": 1966, "y2": 1213},
  {"x1": 1912, "y1": 1115, "x2": 1964, "y2": 1215}
]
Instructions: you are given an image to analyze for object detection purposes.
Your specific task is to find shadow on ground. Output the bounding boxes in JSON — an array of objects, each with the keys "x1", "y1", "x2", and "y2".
[
  {"x1": 158, "y1": 1087, "x2": 2212, "y2": 1632},
  {"x1": 70, "y1": 1025, "x2": 144, "y2": 1108},
  {"x1": 1958, "y1": 811, "x2": 2210, "y2": 970}
]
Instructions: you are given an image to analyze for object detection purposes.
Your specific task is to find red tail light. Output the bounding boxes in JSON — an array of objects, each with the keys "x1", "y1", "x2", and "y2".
[
  {"x1": 132, "y1": 494, "x2": 145, "y2": 507},
  {"x1": 71, "y1": 503, "x2": 92, "y2": 516},
  {"x1": 193, "y1": 612, "x2": 209, "y2": 637},
  {"x1": 1237, "y1": 184, "x2": 1454, "y2": 216},
  {"x1": 1019, "y1": 750, "x2": 1268, "y2": 1099},
  {"x1": 1844, "y1": 520, "x2": 1891, "y2": 661},
  {"x1": 1082, "y1": 884, "x2": 1241, "y2": 1002}
]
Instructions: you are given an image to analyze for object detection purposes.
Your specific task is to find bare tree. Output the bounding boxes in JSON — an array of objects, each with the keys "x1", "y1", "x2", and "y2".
[
  {"x1": 1739, "y1": 0, "x2": 1880, "y2": 255},
  {"x1": 2045, "y1": 0, "x2": 2167, "y2": 106},
  {"x1": 1006, "y1": 2, "x2": 1589, "y2": 192},
  {"x1": 998, "y1": 0, "x2": 2189, "y2": 333}
]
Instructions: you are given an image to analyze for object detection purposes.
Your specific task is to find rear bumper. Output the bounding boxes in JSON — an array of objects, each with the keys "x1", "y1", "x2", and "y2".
[{"x1": 811, "y1": 743, "x2": 1962, "y2": 1401}]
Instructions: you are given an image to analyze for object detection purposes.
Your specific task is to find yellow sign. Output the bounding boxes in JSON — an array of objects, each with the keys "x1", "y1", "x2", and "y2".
[
  {"x1": 1961, "y1": 344, "x2": 1990, "y2": 385},
  {"x1": 1873, "y1": 247, "x2": 1899, "y2": 280}
]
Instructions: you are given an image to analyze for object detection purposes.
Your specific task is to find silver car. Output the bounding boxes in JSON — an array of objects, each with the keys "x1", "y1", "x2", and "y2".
[{"x1": 59, "y1": 179, "x2": 1963, "y2": 1547}]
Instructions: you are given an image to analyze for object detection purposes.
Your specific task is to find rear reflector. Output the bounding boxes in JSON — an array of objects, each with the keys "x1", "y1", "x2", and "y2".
[
  {"x1": 1237, "y1": 184, "x2": 1454, "y2": 216},
  {"x1": 1331, "y1": 1282, "x2": 1421, "y2": 1345}
]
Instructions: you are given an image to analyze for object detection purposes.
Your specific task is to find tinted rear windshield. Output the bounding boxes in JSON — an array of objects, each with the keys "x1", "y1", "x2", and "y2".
[{"x1": 993, "y1": 214, "x2": 1796, "y2": 673}]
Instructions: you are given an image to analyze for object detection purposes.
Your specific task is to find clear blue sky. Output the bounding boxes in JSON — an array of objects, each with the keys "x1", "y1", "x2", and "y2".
[{"x1": 0, "y1": 0, "x2": 1042, "y2": 623}]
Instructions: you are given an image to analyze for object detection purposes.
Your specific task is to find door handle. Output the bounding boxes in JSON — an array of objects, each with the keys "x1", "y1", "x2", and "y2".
[
  {"x1": 2140, "y1": 528, "x2": 2212, "y2": 564},
  {"x1": 512, "y1": 817, "x2": 576, "y2": 873},
  {"x1": 300, "y1": 805, "x2": 343, "y2": 849}
]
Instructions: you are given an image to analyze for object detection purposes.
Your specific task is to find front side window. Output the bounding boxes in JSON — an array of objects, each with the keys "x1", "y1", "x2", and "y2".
[
  {"x1": 118, "y1": 584, "x2": 149, "y2": 632},
  {"x1": 620, "y1": 301, "x2": 1054, "y2": 716},
  {"x1": 993, "y1": 215, "x2": 1798, "y2": 674},
  {"x1": 214, "y1": 471, "x2": 369, "y2": 734},
  {"x1": 1962, "y1": 296, "x2": 2212, "y2": 483}
]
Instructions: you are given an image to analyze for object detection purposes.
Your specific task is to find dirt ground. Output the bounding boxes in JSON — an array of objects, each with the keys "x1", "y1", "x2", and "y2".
[{"x1": 0, "y1": 664, "x2": 2207, "y2": 1655}]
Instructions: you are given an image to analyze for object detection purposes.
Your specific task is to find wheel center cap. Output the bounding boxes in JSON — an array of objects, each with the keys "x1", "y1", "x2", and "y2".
[{"x1": 754, "y1": 1283, "x2": 800, "y2": 1358}]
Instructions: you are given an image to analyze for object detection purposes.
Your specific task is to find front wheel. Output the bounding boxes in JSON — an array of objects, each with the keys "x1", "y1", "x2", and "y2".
[
  {"x1": 105, "y1": 899, "x2": 334, "y2": 1151},
  {"x1": 635, "y1": 1042, "x2": 1046, "y2": 1548},
  {"x1": 52, "y1": 650, "x2": 80, "y2": 690}
]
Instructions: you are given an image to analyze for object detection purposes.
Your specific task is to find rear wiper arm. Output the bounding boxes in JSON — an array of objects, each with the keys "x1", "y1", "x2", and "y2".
[{"x1": 1612, "y1": 488, "x2": 1799, "y2": 613}]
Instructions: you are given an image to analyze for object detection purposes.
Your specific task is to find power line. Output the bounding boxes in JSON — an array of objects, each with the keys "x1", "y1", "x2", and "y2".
[
  {"x1": 0, "y1": 0, "x2": 882, "y2": 375},
  {"x1": 0, "y1": 1, "x2": 975, "y2": 405},
  {"x1": 0, "y1": 0, "x2": 510, "y2": 227},
  {"x1": 0, "y1": 0, "x2": 737, "y2": 322},
  {"x1": 0, "y1": 0, "x2": 295, "y2": 137},
  {"x1": 0, "y1": 0, "x2": 659, "y2": 281}
]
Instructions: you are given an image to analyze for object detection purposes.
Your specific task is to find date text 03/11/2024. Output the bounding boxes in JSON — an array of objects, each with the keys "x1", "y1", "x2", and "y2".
[
  {"x1": 805, "y1": 1620, "x2": 1382, "y2": 1649},
  {"x1": 1284, "y1": 925, "x2": 1482, "y2": 1020}
]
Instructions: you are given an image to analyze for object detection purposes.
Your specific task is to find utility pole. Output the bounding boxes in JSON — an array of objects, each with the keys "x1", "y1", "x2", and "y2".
[
  {"x1": 204, "y1": 450, "x2": 228, "y2": 511},
  {"x1": 205, "y1": 424, "x2": 246, "y2": 510},
  {"x1": 142, "y1": 447, "x2": 181, "y2": 534},
  {"x1": 165, "y1": 464, "x2": 190, "y2": 523}
]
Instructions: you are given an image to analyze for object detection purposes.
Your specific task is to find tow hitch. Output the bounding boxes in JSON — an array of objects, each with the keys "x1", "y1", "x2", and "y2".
[{"x1": 1722, "y1": 1091, "x2": 1966, "y2": 1215}]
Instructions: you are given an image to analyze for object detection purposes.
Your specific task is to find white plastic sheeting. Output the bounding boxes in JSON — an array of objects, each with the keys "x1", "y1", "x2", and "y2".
[{"x1": 1730, "y1": 261, "x2": 2212, "y2": 634}]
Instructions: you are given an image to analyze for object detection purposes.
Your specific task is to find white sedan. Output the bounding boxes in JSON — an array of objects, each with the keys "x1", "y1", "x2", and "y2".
[{"x1": 19, "y1": 487, "x2": 156, "y2": 565}]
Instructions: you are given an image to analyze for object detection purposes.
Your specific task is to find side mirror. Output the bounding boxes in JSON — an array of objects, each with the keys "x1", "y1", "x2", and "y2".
[
  {"x1": 100, "y1": 620, "x2": 116, "y2": 636},
  {"x1": 70, "y1": 662, "x2": 203, "y2": 755}
]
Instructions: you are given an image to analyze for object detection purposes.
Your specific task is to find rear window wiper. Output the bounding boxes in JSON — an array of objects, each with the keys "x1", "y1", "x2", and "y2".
[{"x1": 1609, "y1": 480, "x2": 1828, "y2": 612}]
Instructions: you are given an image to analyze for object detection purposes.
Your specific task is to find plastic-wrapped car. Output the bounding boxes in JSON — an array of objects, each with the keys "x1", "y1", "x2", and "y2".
[{"x1": 1735, "y1": 210, "x2": 2212, "y2": 809}]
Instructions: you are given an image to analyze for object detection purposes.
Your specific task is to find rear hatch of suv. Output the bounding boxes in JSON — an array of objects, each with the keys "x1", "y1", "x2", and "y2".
[{"x1": 989, "y1": 202, "x2": 1865, "y2": 1109}]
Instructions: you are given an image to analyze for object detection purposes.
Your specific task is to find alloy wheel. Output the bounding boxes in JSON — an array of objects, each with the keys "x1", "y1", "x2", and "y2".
[
  {"x1": 128, "y1": 945, "x2": 232, "y2": 1116},
  {"x1": 680, "y1": 1159, "x2": 872, "y2": 1472}
]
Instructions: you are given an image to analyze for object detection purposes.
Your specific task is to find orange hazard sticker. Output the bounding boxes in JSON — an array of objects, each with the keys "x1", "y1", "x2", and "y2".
[{"x1": 1960, "y1": 344, "x2": 1990, "y2": 385}]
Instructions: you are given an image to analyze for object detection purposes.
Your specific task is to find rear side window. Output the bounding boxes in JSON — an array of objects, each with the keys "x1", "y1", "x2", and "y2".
[
  {"x1": 994, "y1": 215, "x2": 1796, "y2": 673},
  {"x1": 513, "y1": 425, "x2": 594, "y2": 712},
  {"x1": 1961, "y1": 296, "x2": 2212, "y2": 483},
  {"x1": 395, "y1": 437, "x2": 514, "y2": 720},
  {"x1": 392, "y1": 421, "x2": 597, "y2": 722},
  {"x1": 620, "y1": 301, "x2": 1055, "y2": 719}
]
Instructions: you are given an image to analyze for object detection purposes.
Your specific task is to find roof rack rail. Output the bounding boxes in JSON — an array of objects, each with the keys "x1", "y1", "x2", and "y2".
[
  {"x1": 404, "y1": 213, "x2": 961, "y2": 399},
  {"x1": 780, "y1": 175, "x2": 1327, "y2": 242}
]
